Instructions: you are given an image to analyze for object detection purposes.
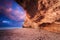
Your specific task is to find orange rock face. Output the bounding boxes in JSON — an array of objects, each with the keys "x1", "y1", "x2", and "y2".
[{"x1": 16, "y1": 0, "x2": 60, "y2": 33}]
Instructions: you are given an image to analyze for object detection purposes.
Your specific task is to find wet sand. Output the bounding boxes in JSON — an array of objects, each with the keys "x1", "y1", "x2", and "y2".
[{"x1": 0, "y1": 28, "x2": 60, "y2": 40}]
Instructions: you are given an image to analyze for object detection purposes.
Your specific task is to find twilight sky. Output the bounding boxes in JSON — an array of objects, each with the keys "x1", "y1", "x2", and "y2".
[{"x1": 0, "y1": 0, "x2": 26, "y2": 29}]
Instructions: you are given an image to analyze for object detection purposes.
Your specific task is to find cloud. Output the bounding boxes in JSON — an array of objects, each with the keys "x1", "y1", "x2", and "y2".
[
  {"x1": 13, "y1": 9, "x2": 26, "y2": 20},
  {"x1": 0, "y1": 6, "x2": 2, "y2": 9},
  {"x1": 5, "y1": 8, "x2": 12, "y2": 12},
  {"x1": 0, "y1": 0, "x2": 26, "y2": 22},
  {"x1": 3, "y1": 7, "x2": 26, "y2": 21},
  {"x1": 14, "y1": 9, "x2": 20, "y2": 14}
]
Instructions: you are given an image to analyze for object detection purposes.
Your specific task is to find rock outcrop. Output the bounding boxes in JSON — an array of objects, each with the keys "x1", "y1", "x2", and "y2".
[{"x1": 16, "y1": 0, "x2": 60, "y2": 33}]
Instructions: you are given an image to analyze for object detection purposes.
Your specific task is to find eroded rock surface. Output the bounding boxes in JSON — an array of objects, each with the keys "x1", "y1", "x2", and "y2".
[{"x1": 16, "y1": 0, "x2": 60, "y2": 33}]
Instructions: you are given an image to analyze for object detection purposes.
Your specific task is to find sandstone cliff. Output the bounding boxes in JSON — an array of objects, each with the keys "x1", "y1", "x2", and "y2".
[{"x1": 16, "y1": 0, "x2": 60, "y2": 33}]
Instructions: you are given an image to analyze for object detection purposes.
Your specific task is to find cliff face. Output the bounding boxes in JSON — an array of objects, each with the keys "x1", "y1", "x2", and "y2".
[{"x1": 16, "y1": 0, "x2": 60, "y2": 32}]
